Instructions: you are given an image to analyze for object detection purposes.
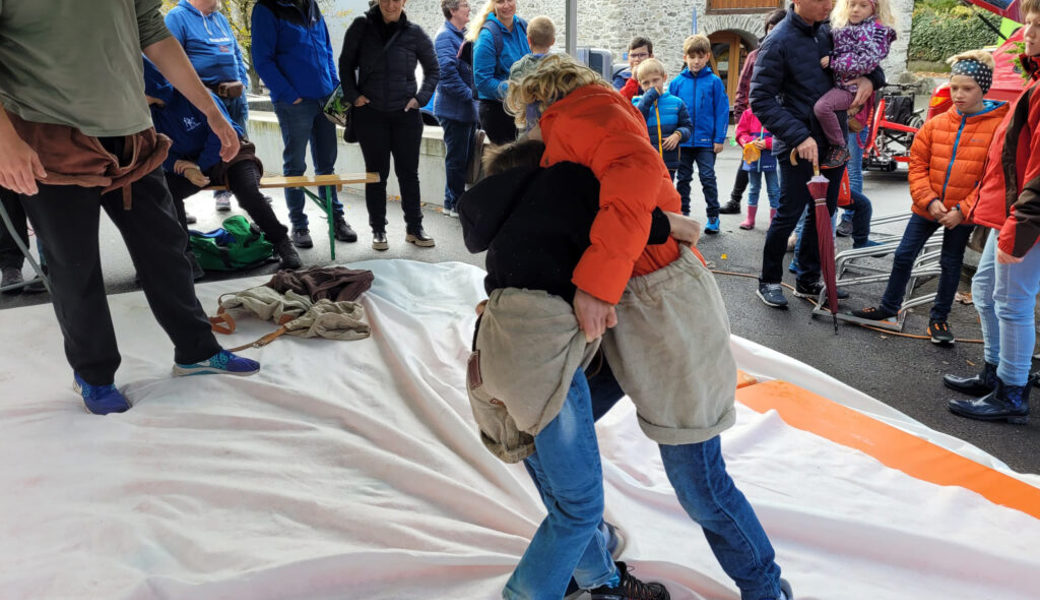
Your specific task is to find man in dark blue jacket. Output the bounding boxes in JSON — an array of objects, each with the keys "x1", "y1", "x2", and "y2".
[
  {"x1": 251, "y1": 0, "x2": 357, "y2": 250},
  {"x1": 166, "y1": 0, "x2": 252, "y2": 213},
  {"x1": 434, "y1": 0, "x2": 478, "y2": 218},
  {"x1": 750, "y1": 0, "x2": 883, "y2": 309}
]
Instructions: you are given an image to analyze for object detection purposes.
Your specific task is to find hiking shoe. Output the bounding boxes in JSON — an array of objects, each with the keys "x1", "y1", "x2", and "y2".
[
  {"x1": 704, "y1": 217, "x2": 720, "y2": 235},
  {"x1": 291, "y1": 228, "x2": 313, "y2": 249},
  {"x1": 74, "y1": 373, "x2": 131, "y2": 415},
  {"x1": 589, "y1": 562, "x2": 669, "y2": 600},
  {"x1": 185, "y1": 213, "x2": 198, "y2": 225},
  {"x1": 172, "y1": 349, "x2": 260, "y2": 377},
  {"x1": 333, "y1": 216, "x2": 358, "y2": 243},
  {"x1": 215, "y1": 191, "x2": 233, "y2": 211},
  {"x1": 793, "y1": 280, "x2": 849, "y2": 300},
  {"x1": 836, "y1": 218, "x2": 853, "y2": 237},
  {"x1": 372, "y1": 231, "x2": 389, "y2": 251},
  {"x1": 757, "y1": 283, "x2": 788, "y2": 308},
  {"x1": 928, "y1": 319, "x2": 955, "y2": 345},
  {"x1": 405, "y1": 227, "x2": 436, "y2": 247},
  {"x1": 1, "y1": 266, "x2": 23, "y2": 295},
  {"x1": 719, "y1": 199, "x2": 741, "y2": 214},
  {"x1": 274, "y1": 238, "x2": 303, "y2": 270},
  {"x1": 850, "y1": 306, "x2": 897, "y2": 320},
  {"x1": 821, "y1": 145, "x2": 850, "y2": 169}
]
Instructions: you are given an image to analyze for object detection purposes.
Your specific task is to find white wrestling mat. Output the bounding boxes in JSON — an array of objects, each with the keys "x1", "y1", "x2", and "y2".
[{"x1": 1, "y1": 259, "x2": 1037, "y2": 599}]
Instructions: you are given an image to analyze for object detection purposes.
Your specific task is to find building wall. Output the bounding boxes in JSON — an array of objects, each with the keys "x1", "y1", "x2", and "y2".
[{"x1": 401, "y1": 0, "x2": 913, "y2": 81}]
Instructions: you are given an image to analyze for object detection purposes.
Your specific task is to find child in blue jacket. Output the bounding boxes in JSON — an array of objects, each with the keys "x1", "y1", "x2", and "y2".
[
  {"x1": 143, "y1": 59, "x2": 301, "y2": 275},
  {"x1": 668, "y1": 34, "x2": 730, "y2": 233},
  {"x1": 632, "y1": 58, "x2": 692, "y2": 176}
]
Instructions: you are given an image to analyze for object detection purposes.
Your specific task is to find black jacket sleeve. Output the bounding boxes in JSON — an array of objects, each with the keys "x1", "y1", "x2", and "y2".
[
  {"x1": 339, "y1": 18, "x2": 367, "y2": 104},
  {"x1": 750, "y1": 37, "x2": 812, "y2": 150},
  {"x1": 648, "y1": 208, "x2": 670, "y2": 245},
  {"x1": 414, "y1": 28, "x2": 440, "y2": 106}
]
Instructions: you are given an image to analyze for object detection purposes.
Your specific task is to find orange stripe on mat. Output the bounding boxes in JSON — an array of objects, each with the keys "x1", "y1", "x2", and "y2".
[{"x1": 736, "y1": 379, "x2": 1040, "y2": 520}]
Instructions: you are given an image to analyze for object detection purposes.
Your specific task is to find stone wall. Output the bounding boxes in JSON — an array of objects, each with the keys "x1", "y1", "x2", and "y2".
[{"x1": 401, "y1": 0, "x2": 913, "y2": 82}]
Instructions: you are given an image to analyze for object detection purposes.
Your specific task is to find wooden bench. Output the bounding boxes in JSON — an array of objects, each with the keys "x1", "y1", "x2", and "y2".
[{"x1": 206, "y1": 173, "x2": 378, "y2": 261}]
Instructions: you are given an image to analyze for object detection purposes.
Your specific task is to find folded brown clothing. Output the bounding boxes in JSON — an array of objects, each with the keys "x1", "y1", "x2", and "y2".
[{"x1": 266, "y1": 266, "x2": 374, "y2": 303}]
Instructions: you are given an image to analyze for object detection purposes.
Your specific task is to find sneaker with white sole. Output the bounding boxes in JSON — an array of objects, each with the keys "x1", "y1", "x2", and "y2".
[
  {"x1": 74, "y1": 373, "x2": 131, "y2": 415},
  {"x1": 214, "y1": 191, "x2": 233, "y2": 211},
  {"x1": 928, "y1": 319, "x2": 955, "y2": 345},
  {"x1": 757, "y1": 283, "x2": 788, "y2": 308},
  {"x1": 589, "y1": 561, "x2": 669, "y2": 600},
  {"x1": 172, "y1": 349, "x2": 260, "y2": 377}
]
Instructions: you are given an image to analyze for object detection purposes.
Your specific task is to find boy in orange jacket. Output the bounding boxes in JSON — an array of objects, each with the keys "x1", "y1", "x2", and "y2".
[
  {"x1": 851, "y1": 50, "x2": 1007, "y2": 344},
  {"x1": 503, "y1": 54, "x2": 791, "y2": 600}
]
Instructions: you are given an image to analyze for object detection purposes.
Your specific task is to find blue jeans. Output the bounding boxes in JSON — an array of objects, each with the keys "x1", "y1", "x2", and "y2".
[
  {"x1": 746, "y1": 169, "x2": 780, "y2": 209},
  {"x1": 221, "y1": 94, "x2": 249, "y2": 134},
  {"x1": 504, "y1": 369, "x2": 617, "y2": 600},
  {"x1": 840, "y1": 129, "x2": 866, "y2": 224},
  {"x1": 585, "y1": 361, "x2": 783, "y2": 600},
  {"x1": 879, "y1": 213, "x2": 972, "y2": 321},
  {"x1": 273, "y1": 98, "x2": 343, "y2": 231},
  {"x1": 439, "y1": 117, "x2": 475, "y2": 211},
  {"x1": 973, "y1": 232, "x2": 1040, "y2": 386},
  {"x1": 676, "y1": 147, "x2": 719, "y2": 218}
]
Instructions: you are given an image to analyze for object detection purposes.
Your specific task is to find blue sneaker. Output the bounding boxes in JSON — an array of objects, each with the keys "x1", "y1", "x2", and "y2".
[
  {"x1": 704, "y1": 216, "x2": 720, "y2": 234},
  {"x1": 757, "y1": 283, "x2": 788, "y2": 308},
  {"x1": 73, "y1": 373, "x2": 131, "y2": 415},
  {"x1": 172, "y1": 349, "x2": 260, "y2": 377}
]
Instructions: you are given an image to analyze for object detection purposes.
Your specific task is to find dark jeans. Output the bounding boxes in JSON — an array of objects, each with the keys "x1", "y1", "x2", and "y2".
[
  {"x1": 879, "y1": 213, "x2": 973, "y2": 321},
  {"x1": 676, "y1": 147, "x2": 719, "y2": 218},
  {"x1": 354, "y1": 105, "x2": 425, "y2": 233},
  {"x1": 730, "y1": 168, "x2": 749, "y2": 203},
  {"x1": 439, "y1": 117, "x2": 476, "y2": 211},
  {"x1": 19, "y1": 153, "x2": 220, "y2": 385},
  {"x1": 478, "y1": 99, "x2": 517, "y2": 146},
  {"x1": 0, "y1": 187, "x2": 27, "y2": 269},
  {"x1": 166, "y1": 161, "x2": 289, "y2": 245},
  {"x1": 272, "y1": 98, "x2": 343, "y2": 231},
  {"x1": 220, "y1": 94, "x2": 249, "y2": 133},
  {"x1": 762, "y1": 159, "x2": 845, "y2": 286}
]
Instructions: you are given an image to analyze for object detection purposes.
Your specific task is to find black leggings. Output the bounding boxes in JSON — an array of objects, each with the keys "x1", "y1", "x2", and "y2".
[
  {"x1": 166, "y1": 161, "x2": 289, "y2": 245},
  {"x1": 479, "y1": 99, "x2": 518, "y2": 146}
]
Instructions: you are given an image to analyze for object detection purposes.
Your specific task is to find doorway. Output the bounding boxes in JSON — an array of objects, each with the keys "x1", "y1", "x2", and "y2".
[{"x1": 708, "y1": 30, "x2": 755, "y2": 115}]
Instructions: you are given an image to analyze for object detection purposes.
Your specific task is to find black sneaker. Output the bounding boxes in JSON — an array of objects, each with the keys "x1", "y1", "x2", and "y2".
[
  {"x1": 757, "y1": 283, "x2": 788, "y2": 308},
  {"x1": 273, "y1": 238, "x2": 302, "y2": 270},
  {"x1": 793, "y1": 280, "x2": 849, "y2": 300},
  {"x1": 291, "y1": 228, "x2": 314, "y2": 249},
  {"x1": 928, "y1": 319, "x2": 955, "y2": 345},
  {"x1": 589, "y1": 562, "x2": 669, "y2": 600},
  {"x1": 850, "y1": 306, "x2": 897, "y2": 320},
  {"x1": 405, "y1": 227, "x2": 435, "y2": 247},
  {"x1": 1, "y1": 266, "x2": 23, "y2": 295},
  {"x1": 836, "y1": 219, "x2": 853, "y2": 237},
  {"x1": 821, "y1": 145, "x2": 850, "y2": 169},
  {"x1": 333, "y1": 217, "x2": 358, "y2": 243},
  {"x1": 718, "y1": 199, "x2": 741, "y2": 214}
]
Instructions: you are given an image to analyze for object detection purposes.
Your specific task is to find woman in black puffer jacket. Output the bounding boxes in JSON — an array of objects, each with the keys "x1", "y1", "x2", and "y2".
[{"x1": 340, "y1": 0, "x2": 440, "y2": 250}]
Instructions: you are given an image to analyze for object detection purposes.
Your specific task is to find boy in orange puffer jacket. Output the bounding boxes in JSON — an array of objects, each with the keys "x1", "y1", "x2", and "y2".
[{"x1": 851, "y1": 50, "x2": 1007, "y2": 344}]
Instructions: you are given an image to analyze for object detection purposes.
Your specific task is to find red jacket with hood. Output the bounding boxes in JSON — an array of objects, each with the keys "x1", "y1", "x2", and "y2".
[{"x1": 964, "y1": 55, "x2": 1040, "y2": 257}]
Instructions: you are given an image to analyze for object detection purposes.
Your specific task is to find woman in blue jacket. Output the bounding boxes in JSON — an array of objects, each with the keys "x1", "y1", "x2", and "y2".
[
  {"x1": 340, "y1": 0, "x2": 440, "y2": 251},
  {"x1": 434, "y1": 0, "x2": 478, "y2": 218},
  {"x1": 468, "y1": 0, "x2": 530, "y2": 145}
]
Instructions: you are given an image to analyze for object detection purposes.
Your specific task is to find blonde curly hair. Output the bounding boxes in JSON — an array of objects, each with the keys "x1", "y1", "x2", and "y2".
[{"x1": 504, "y1": 54, "x2": 612, "y2": 128}]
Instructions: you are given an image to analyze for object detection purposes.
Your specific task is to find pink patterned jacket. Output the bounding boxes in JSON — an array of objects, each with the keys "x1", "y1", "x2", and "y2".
[{"x1": 831, "y1": 17, "x2": 896, "y2": 85}]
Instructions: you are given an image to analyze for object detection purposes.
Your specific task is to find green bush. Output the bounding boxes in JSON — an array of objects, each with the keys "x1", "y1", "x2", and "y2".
[{"x1": 909, "y1": 9, "x2": 998, "y2": 63}]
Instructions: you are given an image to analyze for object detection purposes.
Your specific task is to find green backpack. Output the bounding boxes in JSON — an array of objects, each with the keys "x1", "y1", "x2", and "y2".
[{"x1": 189, "y1": 215, "x2": 274, "y2": 272}]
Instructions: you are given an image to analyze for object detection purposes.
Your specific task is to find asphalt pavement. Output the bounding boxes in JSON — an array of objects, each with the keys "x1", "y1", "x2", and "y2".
[{"x1": 3, "y1": 144, "x2": 1037, "y2": 475}]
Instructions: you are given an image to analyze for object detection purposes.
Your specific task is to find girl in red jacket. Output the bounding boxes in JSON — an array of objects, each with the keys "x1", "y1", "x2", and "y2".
[
  {"x1": 501, "y1": 54, "x2": 791, "y2": 600},
  {"x1": 946, "y1": 1, "x2": 1040, "y2": 425}
]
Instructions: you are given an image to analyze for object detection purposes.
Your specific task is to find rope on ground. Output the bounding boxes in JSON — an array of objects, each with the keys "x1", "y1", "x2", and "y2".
[{"x1": 709, "y1": 268, "x2": 984, "y2": 344}]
